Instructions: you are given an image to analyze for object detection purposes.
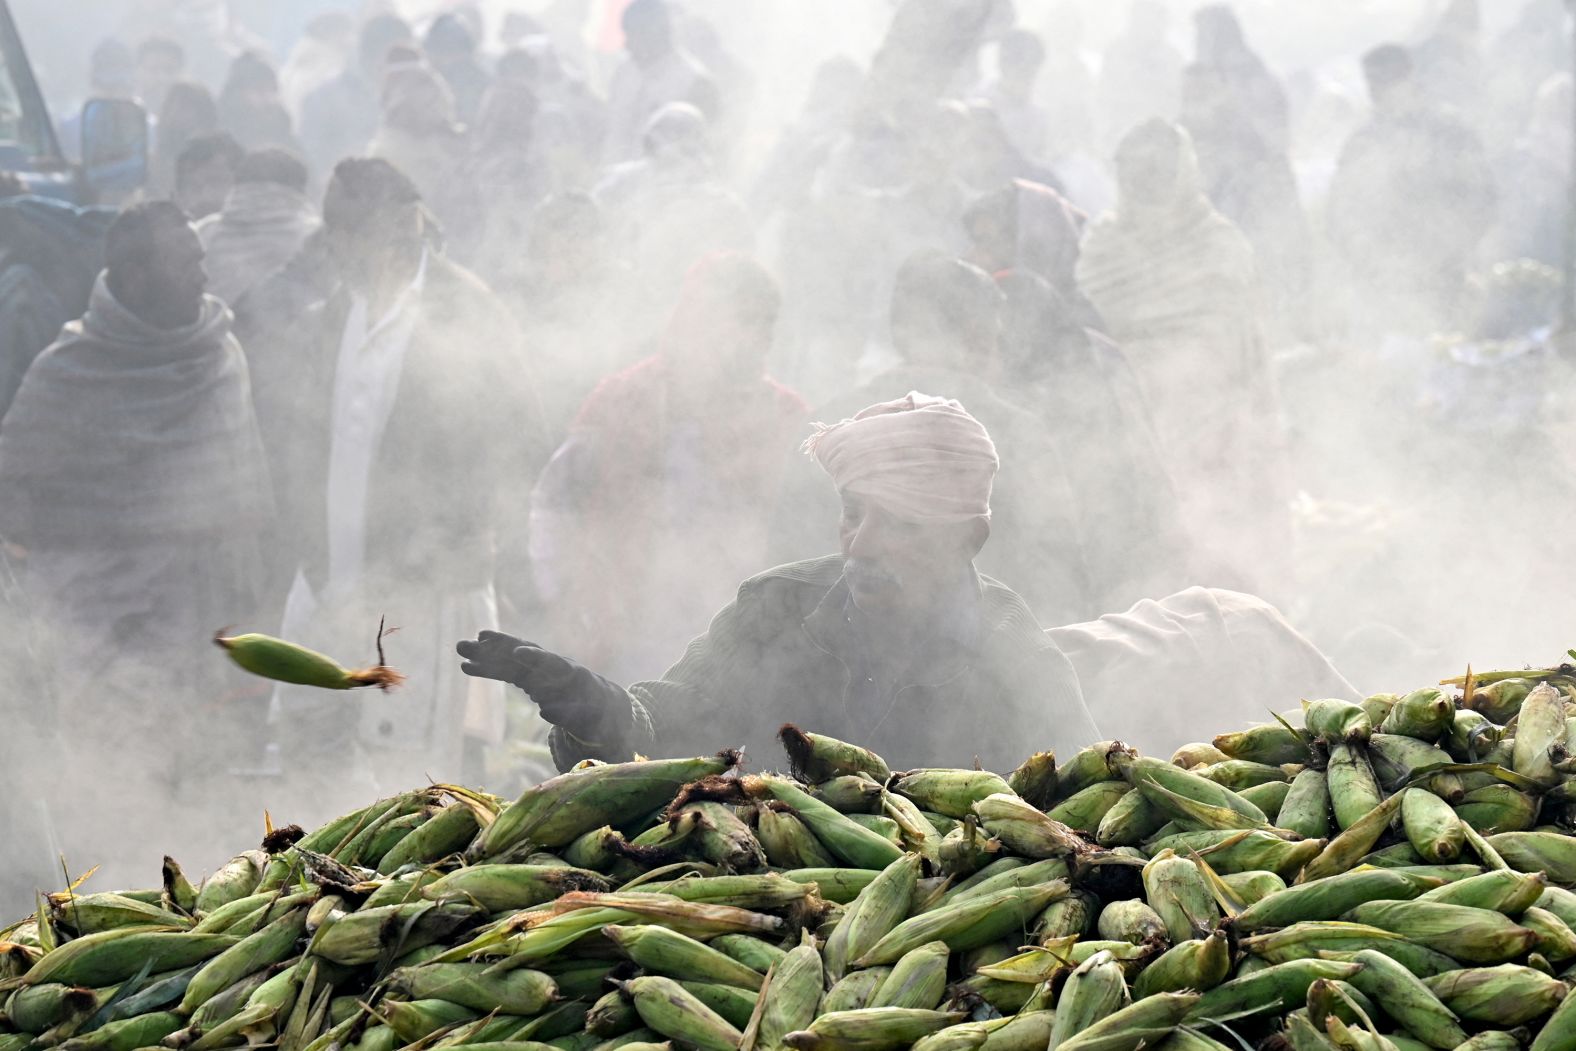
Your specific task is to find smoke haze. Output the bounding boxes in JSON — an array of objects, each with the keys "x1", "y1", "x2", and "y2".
[{"x1": 1, "y1": 0, "x2": 1572, "y2": 915}]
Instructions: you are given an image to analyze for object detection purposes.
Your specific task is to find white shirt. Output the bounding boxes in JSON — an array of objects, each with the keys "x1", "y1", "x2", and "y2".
[{"x1": 324, "y1": 250, "x2": 428, "y2": 594}]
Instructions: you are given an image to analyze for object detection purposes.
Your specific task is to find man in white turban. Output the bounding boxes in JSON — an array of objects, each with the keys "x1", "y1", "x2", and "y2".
[{"x1": 458, "y1": 392, "x2": 1101, "y2": 773}]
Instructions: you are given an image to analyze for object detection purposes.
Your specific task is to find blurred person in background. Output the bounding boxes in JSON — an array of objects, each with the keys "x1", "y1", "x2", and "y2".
[
  {"x1": 196, "y1": 147, "x2": 319, "y2": 307},
  {"x1": 150, "y1": 81, "x2": 220, "y2": 198},
  {"x1": 1413, "y1": 0, "x2": 1484, "y2": 133},
  {"x1": 594, "y1": 102, "x2": 753, "y2": 330},
  {"x1": 1097, "y1": 0, "x2": 1183, "y2": 152},
  {"x1": 1192, "y1": 5, "x2": 1289, "y2": 156},
  {"x1": 469, "y1": 80, "x2": 550, "y2": 291},
  {"x1": 370, "y1": 62, "x2": 477, "y2": 261},
  {"x1": 300, "y1": 14, "x2": 413, "y2": 177},
  {"x1": 604, "y1": 0, "x2": 718, "y2": 162},
  {"x1": 505, "y1": 193, "x2": 634, "y2": 442},
  {"x1": 962, "y1": 178, "x2": 1100, "y2": 329},
  {"x1": 1483, "y1": 0, "x2": 1568, "y2": 155},
  {"x1": 171, "y1": 131, "x2": 245, "y2": 222},
  {"x1": 136, "y1": 36, "x2": 186, "y2": 118},
  {"x1": 1485, "y1": 74, "x2": 1572, "y2": 267},
  {"x1": 57, "y1": 40, "x2": 139, "y2": 164},
  {"x1": 424, "y1": 13, "x2": 492, "y2": 126},
  {"x1": 778, "y1": 252, "x2": 1095, "y2": 626},
  {"x1": 218, "y1": 51, "x2": 299, "y2": 152},
  {"x1": 1327, "y1": 44, "x2": 1497, "y2": 336},
  {"x1": 495, "y1": 39, "x2": 608, "y2": 176},
  {"x1": 0, "y1": 196, "x2": 115, "y2": 423},
  {"x1": 1077, "y1": 119, "x2": 1290, "y2": 599},
  {"x1": 468, "y1": 392, "x2": 1101, "y2": 772},
  {"x1": 1180, "y1": 62, "x2": 1310, "y2": 337},
  {"x1": 278, "y1": 13, "x2": 357, "y2": 120},
  {"x1": 265, "y1": 158, "x2": 547, "y2": 822},
  {"x1": 530, "y1": 253, "x2": 807, "y2": 684},
  {"x1": 0, "y1": 202, "x2": 273, "y2": 883},
  {"x1": 994, "y1": 269, "x2": 1191, "y2": 610}
]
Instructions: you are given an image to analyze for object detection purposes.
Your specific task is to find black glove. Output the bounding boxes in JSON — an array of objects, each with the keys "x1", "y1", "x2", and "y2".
[{"x1": 456, "y1": 630, "x2": 631, "y2": 744}]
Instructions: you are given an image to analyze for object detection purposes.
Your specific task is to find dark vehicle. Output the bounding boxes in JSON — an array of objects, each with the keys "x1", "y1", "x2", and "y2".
[{"x1": 1, "y1": 0, "x2": 147, "y2": 202}]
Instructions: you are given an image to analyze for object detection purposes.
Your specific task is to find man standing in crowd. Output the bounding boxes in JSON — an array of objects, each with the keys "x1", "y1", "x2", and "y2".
[
  {"x1": 0, "y1": 202, "x2": 273, "y2": 881},
  {"x1": 462, "y1": 393, "x2": 1102, "y2": 774},
  {"x1": 266, "y1": 158, "x2": 550, "y2": 820},
  {"x1": 196, "y1": 147, "x2": 319, "y2": 306},
  {"x1": 1328, "y1": 43, "x2": 1498, "y2": 335}
]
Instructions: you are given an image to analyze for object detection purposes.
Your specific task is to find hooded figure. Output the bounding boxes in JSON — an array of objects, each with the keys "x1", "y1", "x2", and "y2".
[
  {"x1": 196, "y1": 148, "x2": 320, "y2": 306},
  {"x1": 370, "y1": 61, "x2": 478, "y2": 255},
  {"x1": 1077, "y1": 119, "x2": 1290, "y2": 597},
  {"x1": 529, "y1": 253, "x2": 808, "y2": 683},
  {"x1": 464, "y1": 391, "x2": 1100, "y2": 773},
  {"x1": 0, "y1": 202, "x2": 273, "y2": 886}
]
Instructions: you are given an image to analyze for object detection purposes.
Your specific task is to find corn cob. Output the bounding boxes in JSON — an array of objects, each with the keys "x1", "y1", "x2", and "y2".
[
  {"x1": 1342, "y1": 900, "x2": 1538, "y2": 963},
  {"x1": 482, "y1": 754, "x2": 737, "y2": 855},
  {"x1": 1046, "y1": 782, "x2": 1133, "y2": 833},
  {"x1": 1522, "y1": 906, "x2": 1576, "y2": 962},
  {"x1": 889, "y1": 770, "x2": 1016, "y2": 819},
  {"x1": 1419, "y1": 868, "x2": 1546, "y2": 912},
  {"x1": 1304, "y1": 700, "x2": 1372, "y2": 744},
  {"x1": 821, "y1": 970, "x2": 891, "y2": 1014},
  {"x1": 784, "y1": 1008, "x2": 964, "y2": 1051},
  {"x1": 870, "y1": 940, "x2": 948, "y2": 1010},
  {"x1": 756, "y1": 934, "x2": 822, "y2": 1051},
  {"x1": 1186, "y1": 960, "x2": 1363, "y2": 1024},
  {"x1": 1215, "y1": 724, "x2": 1308, "y2": 765},
  {"x1": 1142, "y1": 852, "x2": 1219, "y2": 942},
  {"x1": 1058, "y1": 991, "x2": 1200, "y2": 1051},
  {"x1": 808, "y1": 777, "x2": 884, "y2": 815},
  {"x1": 1094, "y1": 787, "x2": 1167, "y2": 847},
  {"x1": 821, "y1": 853, "x2": 919, "y2": 980},
  {"x1": 1487, "y1": 831, "x2": 1576, "y2": 884},
  {"x1": 1514, "y1": 684, "x2": 1567, "y2": 785},
  {"x1": 1055, "y1": 743, "x2": 1127, "y2": 801},
  {"x1": 1400, "y1": 788, "x2": 1465, "y2": 863},
  {"x1": 1238, "y1": 868, "x2": 1436, "y2": 929},
  {"x1": 1095, "y1": 898, "x2": 1167, "y2": 945},
  {"x1": 1132, "y1": 932, "x2": 1231, "y2": 997},
  {"x1": 1378, "y1": 689, "x2": 1454, "y2": 741},
  {"x1": 1423, "y1": 964, "x2": 1567, "y2": 1024},
  {"x1": 214, "y1": 632, "x2": 402, "y2": 690},
  {"x1": 1050, "y1": 949, "x2": 1130, "y2": 1046},
  {"x1": 746, "y1": 778, "x2": 905, "y2": 870},
  {"x1": 973, "y1": 794, "x2": 1088, "y2": 857},
  {"x1": 778, "y1": 726, "x2": 891, "y2": 783},
  {"x1": 1006, "y1": 753, "x2": 1057, "y2": 810},
  {"x1": 1343, "y1": 949, "x2": 1466, "y2": 1049},
  {"x1": 853, "y1": 882, "x2": 1066, "y2": 965},
  {"x1": 1326, "y1": 744, "x2": 1383, "y2": 831}
]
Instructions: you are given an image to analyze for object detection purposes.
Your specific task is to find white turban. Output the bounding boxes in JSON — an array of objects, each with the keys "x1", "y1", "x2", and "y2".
[{"x1": 805, "y1": 392, "x2": 999, "y2": 522}]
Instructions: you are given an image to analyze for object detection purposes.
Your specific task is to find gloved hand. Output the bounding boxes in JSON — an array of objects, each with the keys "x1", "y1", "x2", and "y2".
[{"x1": 456, "y1": 630, "x2": 631, "y2": 743}]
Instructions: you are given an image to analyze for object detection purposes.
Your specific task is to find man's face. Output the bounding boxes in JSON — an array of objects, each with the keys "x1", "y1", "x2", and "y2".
[
  {"x1": 839, "y1": 494, "x2": 982, "y2": 615},
  {"x1": 115, "y1": 220, "x2": 207, "y2": 329},
  {"x1": 176, "y1": 157, "x2": 234, "y2": 221},
  {"x1": 322, "y1": 193, "x2": 422, "y2": 292}
]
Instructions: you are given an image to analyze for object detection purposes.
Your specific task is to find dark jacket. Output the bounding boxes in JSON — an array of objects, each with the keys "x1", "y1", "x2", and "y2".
[
  {"x1": 551, "y1": 555, "x2": 1102, "y2": 774},
  {"x1": 249, "y1": 253, "x2": 545, "y2": 597}
]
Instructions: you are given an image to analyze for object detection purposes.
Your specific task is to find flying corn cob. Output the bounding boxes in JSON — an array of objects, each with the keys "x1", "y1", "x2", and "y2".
[{"x1": 214, "y1": 631, "x2": 402, "y2": 690}]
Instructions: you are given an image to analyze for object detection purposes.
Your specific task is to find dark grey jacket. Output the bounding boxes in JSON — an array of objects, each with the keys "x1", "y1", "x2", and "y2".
[{"x1": 551, "y1": 555, "x2": 1103, "y2": 774}]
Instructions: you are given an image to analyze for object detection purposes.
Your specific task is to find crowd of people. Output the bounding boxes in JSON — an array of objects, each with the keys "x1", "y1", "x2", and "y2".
[{"x1": 1, "y1": 0, "x2": 1573, "y2": 897}]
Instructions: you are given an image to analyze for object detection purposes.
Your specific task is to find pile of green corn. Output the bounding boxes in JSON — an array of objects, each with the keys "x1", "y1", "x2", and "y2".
[{"x1": 8, "y1": 662, "x2": 1576, "y2": 1051}]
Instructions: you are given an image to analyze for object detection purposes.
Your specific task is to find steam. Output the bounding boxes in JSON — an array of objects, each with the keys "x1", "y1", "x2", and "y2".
[{"x1": 1, "y1": 0, "x2": 1572, "y2": 919}]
